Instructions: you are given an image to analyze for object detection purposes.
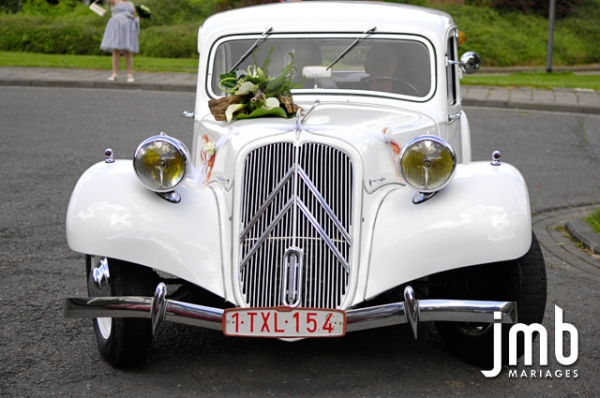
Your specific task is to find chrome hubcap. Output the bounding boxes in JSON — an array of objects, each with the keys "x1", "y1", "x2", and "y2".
[
  {"x1": 97, "y1": 317, "x2": 112, "y2": 339},
  {"x1": 90, "y1": 255, "x2": 113, "y2": 340}
]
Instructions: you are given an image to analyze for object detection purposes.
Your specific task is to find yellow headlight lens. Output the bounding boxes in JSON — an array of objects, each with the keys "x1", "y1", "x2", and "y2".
[
  {"x1": 133, "y1": 135, "x2": 189, "y2": 192},
  {"x1": 399, "y1": 136, "x2": 456, "y2": 193}
]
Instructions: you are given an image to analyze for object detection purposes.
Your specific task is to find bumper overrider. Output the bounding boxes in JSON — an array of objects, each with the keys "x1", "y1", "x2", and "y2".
[{"x1": 64, "y1": 284, "x2": 517, "y2": 339}]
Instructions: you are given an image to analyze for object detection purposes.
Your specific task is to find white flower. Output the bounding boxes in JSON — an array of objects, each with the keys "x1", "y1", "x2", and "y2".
[
  {"x1": 382, "y1": 127, "x2": 393, "y2": 142},
  {"x1": 225, "y1": 103, "x2": 246, "y2": 122},
  {"x1": 235, "y1": 81, "x2": 257, "y2": 96},
  {"x1": 204, "y1": 141, "x2": 216, "y2": 156},
  {"x1": 263, "y1": 97, "x2": 280, "y2": 110}
]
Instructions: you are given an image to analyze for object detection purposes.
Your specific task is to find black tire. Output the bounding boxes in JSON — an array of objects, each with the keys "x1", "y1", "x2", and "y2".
[
  {"x1": 430, "y1": 232, "x2": 547, "y2": 368},
  {"x1": 86, "y1": 255, "x2": 156, "y2": 368}
]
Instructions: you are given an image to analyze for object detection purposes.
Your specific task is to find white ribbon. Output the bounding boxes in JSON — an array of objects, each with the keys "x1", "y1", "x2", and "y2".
[
  {"x1": 189, "y1": 123, "x2": 396, "y2": 185},
  {"x1": 215, "y1": 122, "x2": 391, "y2": 149}
]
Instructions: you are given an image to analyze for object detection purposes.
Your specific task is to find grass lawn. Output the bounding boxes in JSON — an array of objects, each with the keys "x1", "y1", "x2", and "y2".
[
  {"x1": 0, "y1": 51, "x2": 198, "y2": 73},
  {"x1": 462, "y1": 71, "x2": 600, "y2": 90}
]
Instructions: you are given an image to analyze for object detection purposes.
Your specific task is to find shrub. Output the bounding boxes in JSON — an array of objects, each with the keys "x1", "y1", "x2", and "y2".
[
  {"x1": 20, "y1": 0, "x2": 82, "y2": 17},
  {"x1": 0, "y1": 15, "x2": 105, "y2": 54},
  {"x1": 140, "y1": 24, "x2": 198, "y2": 58},
  {"x1": 0, "y1": 0, "x2": 598, "y2": 64},
  {"x1": 139, "y1": 0, "x2": 216, "y2": 27},
  {"x1": 491, "y1": 0, "x2": 581, "y2": 19},
  {"x1": 0, "y1": 13, "x2": 199, "y2": 58},
  {"x1": 0, "y1": 0, "x2": 21, "y2": 13},
  {"x1": 136, "y1": 0, "x2": 276, "y2": 27}
]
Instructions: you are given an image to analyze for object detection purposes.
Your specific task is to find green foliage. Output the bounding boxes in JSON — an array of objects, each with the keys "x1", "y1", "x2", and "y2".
[
  {"x1": 21, "y1": 0, "x2": 82, "y2": 17},
  {"x1": 0, "y1": 11, "x2": 198, "y2": 58},
  {"x1": 0, "y1": 0, "x2": 21, "y2": 13},
  {"x1": 381, "y1": 0, "x2": 428, "y2": 6},
  {"x1": 491, "y1": 0, "x2": 581, "y2": 19},
  {"x1": 554, "y1": 0, "x2": 600, "y2": 64},
  {"x1": 137, "y1": 0, "x2": 215, "y2": 26},
  {"x1": 0, "y1": 14, "x2": 105, "y2": 54},
  {"x1": 0, "y1": 50, "x2": 199, "y2": 71},
  {"x1": 0, "y1": 0, "x2": 599, "y2": 64},
  {"x1": 431, "y1": 1, "x2": 600, "y2": 66},
  {"x1": 139, "y1": 24, "x2": 198, "y2": 58},
  {"x1": 462, "y1": 72, "x2": 600, "y2": 90},
  {"x1": 215, "y1": 46, "x2": 302, "y2": 121},
  {"x1": 131, "y1": 0, "x2": 276, "y2": 27},
  {"x1": 221, "y1": 46, "x2": 302, "y2": 99},
  {"x1": 584, "y1": 209, "x2": 600, "y2": 234}
]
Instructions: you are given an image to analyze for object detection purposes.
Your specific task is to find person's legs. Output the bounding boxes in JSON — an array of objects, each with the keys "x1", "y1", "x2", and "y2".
[
  {"x1": 108, "y1": 49, "x2": 120, "y2": 80},
  {"x1": 124, "y1": 51, "x2": 134, "y2": 82}
]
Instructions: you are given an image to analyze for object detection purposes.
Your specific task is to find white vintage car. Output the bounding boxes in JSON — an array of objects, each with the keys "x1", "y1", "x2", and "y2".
[{"x1": 65, "y1": 1, "x2": 547, "y2": 368}]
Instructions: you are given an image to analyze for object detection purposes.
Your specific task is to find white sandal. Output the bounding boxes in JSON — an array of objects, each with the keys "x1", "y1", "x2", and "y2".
[
  {"x1": 127, "y1": 74, "x2": 135, "y2": 83},
  {"x1": 107, "y1": 74, "x2": 117, "y2": 81}
]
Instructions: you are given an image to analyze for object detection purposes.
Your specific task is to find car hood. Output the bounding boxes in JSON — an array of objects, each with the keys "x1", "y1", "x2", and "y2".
[
  {"x1": 197, "y1": 100, "x2": 439, "y2": 193},
  {"x1": 302, "y1": 101, "x2": 434, "y2": 128}
]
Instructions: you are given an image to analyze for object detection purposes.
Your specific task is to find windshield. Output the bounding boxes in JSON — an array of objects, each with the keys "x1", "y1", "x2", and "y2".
[{"x1": 209, "y1": 35, "x2": 434, "y2": 100}]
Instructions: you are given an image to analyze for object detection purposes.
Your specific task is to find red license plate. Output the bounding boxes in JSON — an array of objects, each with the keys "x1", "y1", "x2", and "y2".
[{"x1": 223, "y1": 307, "x2": 346, "y2": 338}]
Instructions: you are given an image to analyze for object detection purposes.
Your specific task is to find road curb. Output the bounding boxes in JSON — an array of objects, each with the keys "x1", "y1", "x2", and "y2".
[
  {"x1": 566, "y1": 219, "x2": 600, "y2": 255},
  {"x1": 462, "y1": 98, "x2": 600, "y2": 114},
  {"x1": 533, "y1": 206, "x2": 600, "y2": 284},
  {"x1": 0, "y1": 78, "x2": 196, "y2": 93}
]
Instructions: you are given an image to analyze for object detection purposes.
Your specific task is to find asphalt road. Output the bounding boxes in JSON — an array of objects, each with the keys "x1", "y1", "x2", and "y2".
[{"x1": 1, "y1": 86, "x2": 599, "y2": 397}]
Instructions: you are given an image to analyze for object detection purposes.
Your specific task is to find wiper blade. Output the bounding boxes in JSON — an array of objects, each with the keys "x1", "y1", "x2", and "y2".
[
  {"x1": 229, "y1": 26, "x2": 273, "y2": 72},
  {"x1": 326, "y1": 26, "x2": 376, "y2": 70}
]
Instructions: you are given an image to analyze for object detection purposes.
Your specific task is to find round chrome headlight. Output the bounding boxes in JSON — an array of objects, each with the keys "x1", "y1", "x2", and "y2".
[
  {"x1": 399, "y1": 135, "x2": 457, "y2": 193},
  {"x1": 133, "y1": 135, "x2": 189, "y2": 192}
]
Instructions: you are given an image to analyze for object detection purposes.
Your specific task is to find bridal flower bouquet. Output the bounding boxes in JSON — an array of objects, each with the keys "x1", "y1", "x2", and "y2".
[{"x1": 209, "y1": 47, "x2": 302, "y2": 122}]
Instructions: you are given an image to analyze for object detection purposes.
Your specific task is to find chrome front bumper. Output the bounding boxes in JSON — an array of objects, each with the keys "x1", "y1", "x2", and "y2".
[{"x1": 64, "y1": 284, "x2": 517, "y2": 339}]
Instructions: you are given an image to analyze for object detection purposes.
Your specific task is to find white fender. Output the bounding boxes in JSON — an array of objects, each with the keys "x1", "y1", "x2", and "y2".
[
  {"x1": 66, "y1": 160, "x2": 225, "y2": 297},
  {"x1": 365, "y1": 161, "x2": 532, "y2": 299}
]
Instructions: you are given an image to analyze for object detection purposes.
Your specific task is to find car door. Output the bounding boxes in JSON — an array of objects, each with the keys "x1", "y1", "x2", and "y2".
[{"x1": 445, "y1": 30, "x2": 467, "y2": 163}]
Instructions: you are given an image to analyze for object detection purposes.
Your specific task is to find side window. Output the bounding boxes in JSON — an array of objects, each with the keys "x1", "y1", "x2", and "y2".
[{"x1": 446, "y1": 34, "x2": 458, "y2": 105}]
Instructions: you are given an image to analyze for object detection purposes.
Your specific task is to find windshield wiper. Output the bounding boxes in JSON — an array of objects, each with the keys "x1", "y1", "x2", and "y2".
[
  {"x1": 229, "y1": 26, "x2": 273, "y2": 72},
  {"x1": 326, "y1": 26, "x2": 376, "y2": 70}
]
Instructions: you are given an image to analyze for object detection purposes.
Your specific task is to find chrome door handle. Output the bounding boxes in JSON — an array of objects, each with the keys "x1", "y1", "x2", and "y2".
[{"x1": 448, "y1": 111, "x2": 462, "y2": 123}]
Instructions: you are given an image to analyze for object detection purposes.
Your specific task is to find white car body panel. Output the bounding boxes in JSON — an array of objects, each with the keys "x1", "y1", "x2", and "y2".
[
  {"x1": 66, "y1": 160, "x2": 226, "y2": 298},
  {"x1": 66, "y1": 158, "x2": 531, "y2": 309},
  {"x1": 364, "y1": 162, "x2": 531, "y2": 301},
  {"x1": 65, "y1": 1, "x2": 531, "y2": 311}
]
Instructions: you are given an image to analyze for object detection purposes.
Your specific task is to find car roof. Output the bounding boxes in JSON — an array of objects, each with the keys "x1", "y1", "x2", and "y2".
[{"x1": 201, "y1": 1, "x2": 455, "y2": 39}]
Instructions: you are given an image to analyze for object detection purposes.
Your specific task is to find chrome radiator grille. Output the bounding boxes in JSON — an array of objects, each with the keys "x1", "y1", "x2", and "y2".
[{"x1": 239, "y1": 143, "x2": 353, "y2": 309}]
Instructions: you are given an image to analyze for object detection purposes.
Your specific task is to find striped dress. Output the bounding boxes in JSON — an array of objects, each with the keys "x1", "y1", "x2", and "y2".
[{"x1": 100, "y1": 2, "x2": 139, "y2": 53}]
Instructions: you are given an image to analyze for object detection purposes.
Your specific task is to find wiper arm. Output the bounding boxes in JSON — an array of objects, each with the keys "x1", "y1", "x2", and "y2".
[
  {"x1": 229, "y1": 26, "x2": 273, "y2": 72},
  {"x1": 326, "y1": 26, "x2": 376, "y2": 70}
]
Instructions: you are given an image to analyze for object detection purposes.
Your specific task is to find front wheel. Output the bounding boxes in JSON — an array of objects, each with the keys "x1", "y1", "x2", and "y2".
[
  {"x1": 86, "y1": 255, "x2": 156, "y2": 367},
  {"x1": 430, "y1": 232, "x2": 547, "y2": 368}
]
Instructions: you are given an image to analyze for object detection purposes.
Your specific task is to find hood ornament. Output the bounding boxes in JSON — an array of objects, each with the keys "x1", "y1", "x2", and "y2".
[{"x1": 296, "y1": 100, "x2": 320, "y2": 135}]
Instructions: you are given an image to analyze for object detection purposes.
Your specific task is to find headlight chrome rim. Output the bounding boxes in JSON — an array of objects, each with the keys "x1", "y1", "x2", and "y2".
[
  {"x1": 133, "y1": 135, "x2": 190, "y2": 193},
  {"x1": 399, "y1": 135, "x2": 457, "y2": 194}
]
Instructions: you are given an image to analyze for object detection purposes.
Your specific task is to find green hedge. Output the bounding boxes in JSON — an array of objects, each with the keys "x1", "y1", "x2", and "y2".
[
  {"x1": 1, "y1": 0, "x2": 599, "y2": 65},
  {"x1": 0, "y1": 14, "x2": 199, "y2": 58},
  {"x1": 0, "y1": 15, "x2": 105, "y2": 55},
  {"x1": 438, "y1": 3, "x2": 600, "y2": 66},
  {"x1": 140, "y1": 24, "x2": 199, "y2": 59}
]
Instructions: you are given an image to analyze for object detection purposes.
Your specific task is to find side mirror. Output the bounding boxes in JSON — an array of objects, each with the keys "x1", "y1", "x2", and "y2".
[
  {"x1": 459, "y1": 51, "x2": 481, "y2": 74},
  {"x1": 448, "y1": 51, "x2": 481, "y2": 75}
]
